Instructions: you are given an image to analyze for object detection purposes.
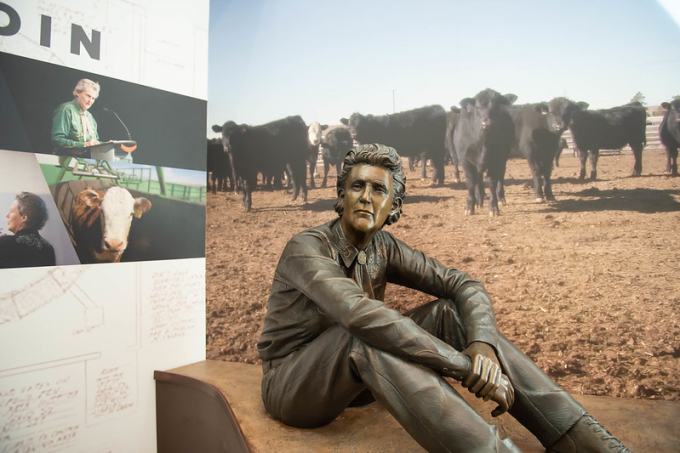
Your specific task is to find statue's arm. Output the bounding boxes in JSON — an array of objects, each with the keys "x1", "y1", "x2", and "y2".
[
  {"x1": 277, "y1": 234, "x2": 471, "y2": 380},
  {"x1": 386, "y1": 235, "x2": 514, "y2": 414},
  {"x1": 386, "y1": 234, "x2": 499, "y2": 350}
]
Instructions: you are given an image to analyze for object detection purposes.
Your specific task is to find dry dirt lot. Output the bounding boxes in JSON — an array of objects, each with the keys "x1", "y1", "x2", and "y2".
[{"x1": 206, "y1": 147, "x2": 680, "y2": 401}]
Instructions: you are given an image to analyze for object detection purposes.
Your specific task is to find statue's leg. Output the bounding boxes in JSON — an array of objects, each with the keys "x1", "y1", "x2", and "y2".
[
  {"x1": 406, "y1": 299, "x2": 585, "y2": 448},
  {"x1": 261, "y1": 325, "x2": 367, "y2": 429},
  {"x1": 495, "y1": 334, "x2": 584, "y2": 447},
  {"x1": 262, "y1": 323, "x2": 520, "y2": 452},
  {"x1": 404, "y1": 298, "x2": 467, "y2": 348},
  {"x1": 498, "y1": 336, "x2": 631, "y2": 451},
  {"x1": 350, "y1": 339, "x2": 521, "y2": 453}
]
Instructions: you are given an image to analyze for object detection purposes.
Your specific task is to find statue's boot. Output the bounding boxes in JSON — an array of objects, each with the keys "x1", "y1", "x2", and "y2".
[{"x1": 546, "y1": 413, "x2": 632, "y2": 453}]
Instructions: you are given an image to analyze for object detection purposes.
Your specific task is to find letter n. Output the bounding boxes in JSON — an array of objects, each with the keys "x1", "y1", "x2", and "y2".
[{"x1": 71, "y1": 24, "x2": 101, "y2": 60}]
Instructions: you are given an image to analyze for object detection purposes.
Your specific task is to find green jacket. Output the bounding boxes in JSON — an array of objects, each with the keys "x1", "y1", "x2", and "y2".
[{"x1": 51, "y1": 99, "x2": 99, "y2": 153}]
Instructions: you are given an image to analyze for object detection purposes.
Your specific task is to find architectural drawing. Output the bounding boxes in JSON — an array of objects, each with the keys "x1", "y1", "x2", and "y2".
[{"x1": 0, "y1": 259, "x2": 206, "y2": 452}]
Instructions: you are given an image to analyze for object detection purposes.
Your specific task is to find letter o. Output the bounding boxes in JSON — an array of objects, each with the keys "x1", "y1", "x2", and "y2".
[{"x1": 0, "y1": 2, "x2": 20, "y2": 36}]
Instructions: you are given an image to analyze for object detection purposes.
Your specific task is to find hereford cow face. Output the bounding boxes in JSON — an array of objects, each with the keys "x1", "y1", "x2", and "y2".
[
  {"x1": 307, "y1": 121, "x2": 327, "y2": 146},
  {"x1": 75, "y1": 186, "x2": 152, "y2": 262}
]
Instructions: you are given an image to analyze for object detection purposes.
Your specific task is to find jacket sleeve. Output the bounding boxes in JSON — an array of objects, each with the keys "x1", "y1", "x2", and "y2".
[
  {"x1": 51, "y1": 106, "x2": 85, "y2": 149},
  {"x1": 276, "y1": 233, "x2": 471, "y2": 380},
  {"x1": 385, "y1": 235, "x2": 500, "y2": 350}
]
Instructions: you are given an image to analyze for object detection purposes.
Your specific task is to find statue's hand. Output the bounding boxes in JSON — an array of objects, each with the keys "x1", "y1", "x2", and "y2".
[
  {"x1": 488, "y1": 374, "x2": 514, "y2": 417},
  {"x1": 461, "y1": 342, "x2": 514, "y2": 416}
]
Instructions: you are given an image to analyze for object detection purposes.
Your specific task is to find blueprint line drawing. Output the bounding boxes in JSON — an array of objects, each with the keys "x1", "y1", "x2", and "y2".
[
  {"x1": 0, "y1": 259, "x2": 205, "y2": 452},
  {"x1": 0, "y1": 268, "x2": 103, "y2": 332}
]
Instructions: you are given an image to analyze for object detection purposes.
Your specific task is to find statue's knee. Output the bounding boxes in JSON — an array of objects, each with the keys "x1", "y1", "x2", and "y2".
[
  {"x1": 435, "y1": 298, "x2": 457, "y2": 313},
  {"x1": 348, "y1": 339, "x2": 393, "y2": 375},
  {"x1": 348, "y1": 338, "x2": 371, "y2": 365}
]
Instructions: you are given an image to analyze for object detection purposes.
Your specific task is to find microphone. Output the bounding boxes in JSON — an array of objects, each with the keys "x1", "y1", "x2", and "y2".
[{"x1": 103, "y1": 107, "x2": 132, "y2": 140}]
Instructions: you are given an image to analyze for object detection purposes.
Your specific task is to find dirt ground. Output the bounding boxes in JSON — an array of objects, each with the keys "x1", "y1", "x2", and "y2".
[{"x1": 206, "y1": 147, "x2": 680, "y2": 401}]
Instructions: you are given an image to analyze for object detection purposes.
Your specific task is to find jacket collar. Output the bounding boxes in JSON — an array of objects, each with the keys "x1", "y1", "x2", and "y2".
[
  {"x1": 332, "y1": 219, "x2": 359, "y2": 268},
  {"x1": 14, "y1": 228, "x2": 38, "y2": 236},
  {"x1": 70, "y1": 98, "x2": 85, "y2": 114}
]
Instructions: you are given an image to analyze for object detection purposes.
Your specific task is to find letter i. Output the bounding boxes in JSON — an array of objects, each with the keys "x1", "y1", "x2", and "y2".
[{"x1": 40, "y1": 15, "x2": 51, "y2": 47}]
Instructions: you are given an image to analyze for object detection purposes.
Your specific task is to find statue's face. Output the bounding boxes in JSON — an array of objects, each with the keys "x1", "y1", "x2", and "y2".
[{"x1": 340, "y1": 164, "x2": 396, "y2": 246}]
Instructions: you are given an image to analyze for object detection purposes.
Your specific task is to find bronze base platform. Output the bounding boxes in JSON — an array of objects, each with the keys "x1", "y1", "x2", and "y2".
[{"x1": 155, "y1": 360, "x2": 680, "y2": 452}]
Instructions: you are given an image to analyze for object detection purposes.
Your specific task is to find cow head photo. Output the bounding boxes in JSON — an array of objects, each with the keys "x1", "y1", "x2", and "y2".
[{"x1": 73, "y1": 186, "x2": 152, "y2": 263}]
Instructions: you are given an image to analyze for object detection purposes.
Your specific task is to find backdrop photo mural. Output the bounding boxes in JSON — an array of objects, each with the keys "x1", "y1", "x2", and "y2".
[{"x1": 0, "y1": 0, "x2": 208, "y2": 451}]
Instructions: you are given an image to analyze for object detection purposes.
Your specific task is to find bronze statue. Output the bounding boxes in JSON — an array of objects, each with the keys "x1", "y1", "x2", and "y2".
[{"x1": 257, "y1": 144, "x2": 630, "y2": 452}]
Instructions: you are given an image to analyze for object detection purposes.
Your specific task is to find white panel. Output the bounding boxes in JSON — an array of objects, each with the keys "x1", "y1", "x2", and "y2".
[
  {"x1": 0, "y1": 259, "x2": 206, "y2": 452},
  {"x1": 0, "y1": 0, "x2": 209, "y2": 99}
]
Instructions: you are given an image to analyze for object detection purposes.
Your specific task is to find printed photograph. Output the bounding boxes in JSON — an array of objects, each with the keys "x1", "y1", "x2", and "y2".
[
  {"x1": 37, "y1": 155, "x2": 207, "y2": 264},
  {"x1": 0, "y1": 52, "x2": 207, "y2": 171},
  {"x1": 0, "y1": 149, "x2": 80, "y2": 268}
]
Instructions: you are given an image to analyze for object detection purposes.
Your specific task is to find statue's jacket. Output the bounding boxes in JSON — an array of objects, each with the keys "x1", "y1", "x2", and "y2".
[{"x1": 257, "y1": 218, "x2": 499, "y2": 376}]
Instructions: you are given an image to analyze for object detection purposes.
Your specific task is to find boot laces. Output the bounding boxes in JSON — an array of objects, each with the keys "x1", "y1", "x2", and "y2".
[{"x1": 583, "y1": 415, "x2": 631, "y2": 453}]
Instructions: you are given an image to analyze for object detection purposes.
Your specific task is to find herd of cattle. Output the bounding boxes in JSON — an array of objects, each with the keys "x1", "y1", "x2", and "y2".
[{"x1": 210, "y1": 90, "x2": 680, "y2": 214}]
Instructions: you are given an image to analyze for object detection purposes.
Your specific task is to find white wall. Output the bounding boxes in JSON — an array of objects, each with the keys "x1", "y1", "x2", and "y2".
[{"x1": 0, "y1": 0, "x2": 209, "y2": 451}]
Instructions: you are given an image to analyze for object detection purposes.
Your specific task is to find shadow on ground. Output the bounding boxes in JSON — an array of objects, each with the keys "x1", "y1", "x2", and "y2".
[{"x1": 542, "y1": 188, "x2": 680, "y2": 214}]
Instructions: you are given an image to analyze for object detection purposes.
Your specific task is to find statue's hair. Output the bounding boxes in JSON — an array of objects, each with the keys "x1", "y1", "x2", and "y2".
[
  {"x1": 73, "y1": 79, "x2": 100, "y2": 98},
  {"x1": 334, "y1": 143, "x2": 406, "y2": 226},
  {"x1": 15, "y1": 191, "x2": 49, "y2": 230}
]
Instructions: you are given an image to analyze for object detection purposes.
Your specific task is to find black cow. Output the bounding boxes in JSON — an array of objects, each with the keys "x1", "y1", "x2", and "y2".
[
  {"x1": 207, "y1": 138, "x2": 234, "y2": 194},
  {"x1": 340, "y1": 105, "x2": 447, "y2": 185},
  {"x1": 319, "y1": 127, "x2": 353, "y2": 188},
  {"x1": 659, "y1": 99, "x2": 680, "y2": 176},
  {"x1": 453, "y1": 89, "x2": 516, "y2": 216},
  {"x1": 554, "y1": 137, "x2": 569, "y2": 168},
  {"x1": 211, "y1": 115, "x2": 308, "y2": 211},
  {"x1": 445, "y1": 106, "x2": 462, "y2": 183},
  {"x1": 506, "y1": 103, "x2": 562, "y2": 202},
  {"x1": 544, "y1": 98, "x2": 647, "y2": 180}
]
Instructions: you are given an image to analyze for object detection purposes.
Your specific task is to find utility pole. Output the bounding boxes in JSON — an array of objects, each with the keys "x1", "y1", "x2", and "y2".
[{"x1": 392, "y1": 90, "x2": 396, "y2": 113}]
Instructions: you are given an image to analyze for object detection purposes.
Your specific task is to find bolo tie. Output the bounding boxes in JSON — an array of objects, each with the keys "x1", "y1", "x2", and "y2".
[{"x1": 353, "y1": 250, "x2": 375, "y2": 299}]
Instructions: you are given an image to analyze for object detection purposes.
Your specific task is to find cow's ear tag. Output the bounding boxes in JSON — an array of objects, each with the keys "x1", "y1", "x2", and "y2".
[{"x1": 133, "y1": 198, "x2": 152, "y2": 218}]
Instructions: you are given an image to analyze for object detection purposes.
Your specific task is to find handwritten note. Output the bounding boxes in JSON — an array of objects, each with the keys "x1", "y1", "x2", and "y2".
[
  {"x1": 92, "y1": 367, "x2": 134, "y2": 419},
  {"x1": 147, "y1": 268, "x2": 203, "y2": 343},
  {"x1": 0, "y1": 371, "x2": 81, "y2": 452}
]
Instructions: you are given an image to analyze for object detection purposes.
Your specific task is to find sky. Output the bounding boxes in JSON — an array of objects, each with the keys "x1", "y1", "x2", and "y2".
[{"x1": 207, "y1": 0, "x2": 680, "y2": 137}]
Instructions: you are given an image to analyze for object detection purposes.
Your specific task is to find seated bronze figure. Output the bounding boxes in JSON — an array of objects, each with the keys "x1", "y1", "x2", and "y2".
[{"x1": 257, "y1": 143, "x2": 630, "y2": 452}]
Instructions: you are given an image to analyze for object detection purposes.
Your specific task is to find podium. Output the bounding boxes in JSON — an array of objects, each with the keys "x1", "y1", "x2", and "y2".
[
  {"x1": 58, "y1": 140, "x2": 137, "y2": 181},
  {"x1": 89, "y1": 140, "x2": 137, "y2": 163}
]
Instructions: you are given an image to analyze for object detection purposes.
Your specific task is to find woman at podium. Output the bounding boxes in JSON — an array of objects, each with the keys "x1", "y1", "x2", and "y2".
[{"x1": 51, "y1": 78, "x2": 101, "y2": 157}]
